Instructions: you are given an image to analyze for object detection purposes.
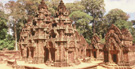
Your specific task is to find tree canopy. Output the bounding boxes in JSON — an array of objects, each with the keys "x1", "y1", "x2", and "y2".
[
  {"x1": 106, "y1": 9, "x2": 129, "y2": 25},
  {"x1": 81, "y1": 0, "x2": 105, "y2": 33},
  {"x1": 69, "y1": 11, "x2": 93, "y2": 43}
]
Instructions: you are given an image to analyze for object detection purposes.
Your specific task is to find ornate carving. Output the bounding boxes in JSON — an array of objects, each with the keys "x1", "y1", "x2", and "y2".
[{"x1": 103, "y1": 24, "x2": 135, "y2": 67}]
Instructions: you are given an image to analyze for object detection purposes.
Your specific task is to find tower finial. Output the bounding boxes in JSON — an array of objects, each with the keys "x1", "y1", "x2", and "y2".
[
  {"x1": 60, "y1": 0, "x2": 64, "y2": 3},
  {"x1": 58, "y1": 0, "x2": 66, "y2": 11},
  {"x1": 41, "y1": 0, "x2": 45, "y2": 4},
  {"x1": 38, "y1": 0, "x2": 48, "y2": 10}
]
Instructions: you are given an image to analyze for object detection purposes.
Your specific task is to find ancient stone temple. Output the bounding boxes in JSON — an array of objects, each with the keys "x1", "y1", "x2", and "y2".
[
  {"x1": 19, "y1": 18, "x2": 33, "y2": 61},
  {"x1": 103, "y1": 24, "x2": 135, "y2": 69},
  {"x1": 19, "y1": 0, "x2": 53, "y2": 64},
  {"x1": 89, "y1": 35, "x2": 104, "y2": 61},
  {"x1": 19, "y1": 0, "x2": 88, "y2": 67}
]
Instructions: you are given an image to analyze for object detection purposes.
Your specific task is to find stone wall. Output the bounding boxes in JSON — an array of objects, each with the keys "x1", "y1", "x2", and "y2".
[{"x1": 0, "y1": 50, "x2": 20, "y2": 63}]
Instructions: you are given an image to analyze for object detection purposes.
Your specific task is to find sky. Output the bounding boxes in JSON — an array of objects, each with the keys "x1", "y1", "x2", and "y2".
[{"x1": 0, "y1": 0, "x2": 135, "y2": 21}]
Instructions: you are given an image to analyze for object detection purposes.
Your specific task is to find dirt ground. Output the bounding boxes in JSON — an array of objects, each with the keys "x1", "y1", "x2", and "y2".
[
  {"x1": 0, "y1": 64, "x2": 12, "y2": 69},
  {"x1": 0, "y1": 61, "x2": 107, "y2": 69}
]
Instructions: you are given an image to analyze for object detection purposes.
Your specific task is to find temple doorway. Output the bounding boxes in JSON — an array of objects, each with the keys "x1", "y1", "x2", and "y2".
[
  {"x1": 68, "y1": 51, "x2": 74, "y2": 63},
  {"x1": 27, "y1": 47, "x2": 29, "y2": 58},
  {"x1": 93, "y1": 51, "x2": 97, "y2": 58},
  {"x1": 112, "y1": 54, "x2": 117, "y2": 63},
  {"x1": 30, "y1": 47, "x2": 34, "y2": 58},
  {"x1": 104, "y1": 51, "x2": 109, "y2": 62},
  {"x1": 86, "y1": 49, "x2": 91, "y2": 57},
  {"x1": 44, "y1": 48, "x2": 49, "y2": 62}
]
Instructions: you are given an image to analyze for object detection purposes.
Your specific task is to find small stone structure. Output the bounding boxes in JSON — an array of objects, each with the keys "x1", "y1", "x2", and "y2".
[
  {"x1": 89, "y1": 34, "x2": 104, "y2": 61},
  {"x1": 19, "y1": 0, "x2": 88, "y2": 67},
  {"x1": 103, "y1": 24, "x2": 135, "y2": 69},
  {"x1": 0, "y1": 50, "x2": 20, "y2": 63}
]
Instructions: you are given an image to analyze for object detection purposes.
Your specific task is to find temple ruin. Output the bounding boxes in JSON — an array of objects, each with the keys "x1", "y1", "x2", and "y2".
[
  {"x1": 19, "y1": 0, "x2": 88, "y2": 67},
  {"x1": 103, "y1": 24, "x2": 135, "y2": 69},
  {"x1": 1, "y1": 0, "x2": 135, "y2": 69},
  {"x1": 89, "y1": 34, "x2": 104, "y2": 61}
]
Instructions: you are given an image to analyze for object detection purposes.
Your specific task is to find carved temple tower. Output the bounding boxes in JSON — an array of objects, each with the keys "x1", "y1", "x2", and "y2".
[
  {"x1": 19, "y1": 18, "x2": 33, "y2": 61},
  {"x1": 89, "y1": 35, "x2": 104, "y2": 61},
  {"x1": 30, "y1": 0, "x2": 53, "y2": 63},
  {"x1": 19, "y1": 0, "x2": 88, "y2": 67},
  {"x1": 103, "y1": 24, "x2": 135, "y2": 68},
  {"x1": 45, "y1": 0, "x2": 88, "y2": 66},
  {"x1": 19, "y1": 0, "x2": 53, "y2": 64}
]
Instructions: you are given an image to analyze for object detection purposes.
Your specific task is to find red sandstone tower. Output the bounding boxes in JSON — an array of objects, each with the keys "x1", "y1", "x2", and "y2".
[
  {"x1": 103, "y1": 24, "x2": 135, "y2": 69},
  {"x1": 19, "y1": 0, "x2": 88, "y2": 67}
]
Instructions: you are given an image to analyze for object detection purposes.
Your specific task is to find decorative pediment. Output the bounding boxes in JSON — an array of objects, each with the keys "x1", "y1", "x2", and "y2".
[
  {"x1": 105, "y1": 24, "x2": 122, "y2": 50},
  {"x1": 121, "y1": 28, "x2": 133, "y2": 41}
]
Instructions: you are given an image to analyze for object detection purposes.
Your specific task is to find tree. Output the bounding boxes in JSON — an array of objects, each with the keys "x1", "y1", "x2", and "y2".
[
  {"x1": 95, "y1": 20, "x2": 109, "y2": 39},
  {"x1": 114, "y1": 20, "x2": 132, "y2": 30},
  {"x1": 0, "y1": 18, "x2": 8, "y2": 39},
  {"x1": 17, "y1": 0, "x2": 60, "y2": 17},
  {"x1": 105, "y1": 9, "x2": 131, "y2": 30},
  {"x1": 0, "y1": 17, "x2": 14, "y2": 50},
  {"x1": 17, "y1": 0, "x2": 41, "y2": 17},
  {"x1": 81, "y1": 0, "x2": 105, "y2": 33},
  {"x1": 69, "y1": 11, "x2": 93, "y2": 43},
  {"x1": 5, "y1": 1, "x2": 27, "y2": 50},
  {"x1": 106, "y1": 9, "x2": 129, "y2": 25},
  {"x1": 66, "y1": 1, "x2": 85, "y2": 13}
]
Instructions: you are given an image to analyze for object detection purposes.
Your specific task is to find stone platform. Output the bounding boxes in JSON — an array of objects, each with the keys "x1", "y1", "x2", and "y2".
[
  {"x1": 6, "y1": 60, "x2": 103, "y2": 69},
  {"x1": 100, "y1": 63, "x2": 135, "y2": 69}
]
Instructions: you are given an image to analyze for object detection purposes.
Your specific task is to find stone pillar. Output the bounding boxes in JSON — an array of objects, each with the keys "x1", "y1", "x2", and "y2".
[
  {"x1": 97, "y1": 49, "x2": 99, "y2": 60},
  {"x1": 48, "y1": 48, "x2": 52, "y2": 62},
  {"x1": 28, "y1": 48, "x2": 32, "y2": 59},
  {"x1": 109, "y1": 51, "x2": 113, "y2": 64},
  {"x1": 66, "y1": 50, "x2": 68, "y2": 63},
  {"x1": 90, "y1": 50, "x2": 94, "y2": 61},
  {"x1": 23, "y1": 48, "x2": 27, "y2": 61},
  {"x1": 55, "y1": 48, "x2": 59, "y2": 62},
  {"x1": 75, "y1": 48, "x2": 78, "y2": 59},
  {"x1": 117, "y1": 53, "x2": 121, "y2": 64}
]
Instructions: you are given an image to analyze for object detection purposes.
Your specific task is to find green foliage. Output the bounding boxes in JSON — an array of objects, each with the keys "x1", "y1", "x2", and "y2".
[
  {"x1": 66, "y1": 2, "x2": 85, "y2": 12},
  {"x1": 95, "y1": 21, "x2": 109, "y2": 38},
  {"x1": 81, "y1": 0, "x2": 105, "y2": 33},
  {"x1": 81, "y1": 0, "x2": 105, "y2": 15},
  {"x1": 106, "y1": 9, "x2": 129, "y2": 24},
  {"x1": 69, "y1": 11, "x2": 93, "y2": 43},
  {"x1": 69, "y1": 11, "x2": 93, "y2": 21},
  {"x1": 130, "y1": 27, "x2": 135, "y2": 43},
  {"x1": 69, "y1": 11, "x2": 93, "y2": 34},
  {"x1": 17, "y1": 0, "x2": 41, "y2": 16},
  {"x1": 16, "y1": 19, "x2": 25, "y2": 40},
  {"x1": 105, "y1": 9, "x2": 132, "y2": 33},
  {"x1": 100, "y1": 38, "x2": 105, "y2": 43},
  {"x1": 0, "y1": 17, "x2": 14, "y2": 50},
  {"x1": 114, "y1": 20, "x2": 133, "y2": 30},
  {"x1": 0, "y1": 35, "x2": 14, "y2": 50},
  {"x1": 48, "y1": 8, "x2": 56, "y2": 16},
  {"x1": 0, "y1": 17, "x2": 8, "y2": 39},
  {"x1": 0, "y1": 17, "x2": 7, "y2": 30}
]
